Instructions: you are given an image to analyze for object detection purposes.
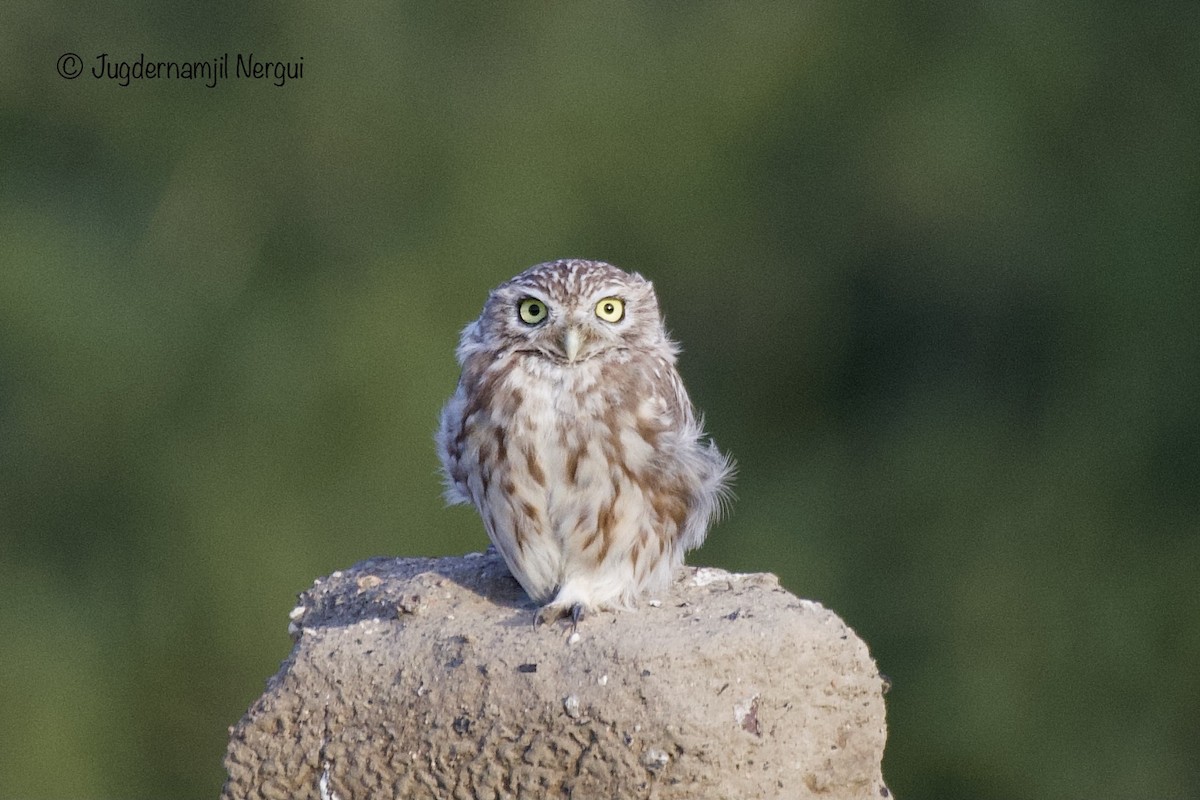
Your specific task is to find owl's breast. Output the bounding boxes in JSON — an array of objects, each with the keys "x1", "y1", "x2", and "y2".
[{"x1": 502, "y1": 355, "x2": 668, "y2": 504}]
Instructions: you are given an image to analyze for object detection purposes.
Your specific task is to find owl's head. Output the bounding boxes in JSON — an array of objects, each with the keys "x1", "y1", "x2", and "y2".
[{"x1": 466, "y1": 259, "x2": 673, "y2": 365}]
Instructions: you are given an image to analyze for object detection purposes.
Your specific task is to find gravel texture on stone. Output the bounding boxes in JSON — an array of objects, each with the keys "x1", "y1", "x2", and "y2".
[{"x1": 222, "y1": 550, "x2": 891, "y2": 800}]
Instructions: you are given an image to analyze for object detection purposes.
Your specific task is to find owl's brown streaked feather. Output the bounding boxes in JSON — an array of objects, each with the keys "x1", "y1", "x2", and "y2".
[{"x1": 436, "y1": 259, "x2": 733, "y2": 623}]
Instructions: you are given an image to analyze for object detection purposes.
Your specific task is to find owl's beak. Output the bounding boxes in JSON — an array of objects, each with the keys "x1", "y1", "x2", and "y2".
[{"x1": 563, "y1": 327, "x2": 582, "y2": 363}]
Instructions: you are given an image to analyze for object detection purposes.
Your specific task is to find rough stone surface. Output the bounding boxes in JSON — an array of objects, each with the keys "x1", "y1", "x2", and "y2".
[{"x1": 222, "y1": 550, "x2": 891, "y2": 800}]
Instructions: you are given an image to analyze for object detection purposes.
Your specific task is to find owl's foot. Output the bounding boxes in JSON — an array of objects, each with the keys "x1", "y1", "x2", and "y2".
[
  {"x1": 569, "y1": 602, "x2": 586, "y2": 633},
  {"x1": 533, "y1": 601, "x2": 588, "y2": 634}
]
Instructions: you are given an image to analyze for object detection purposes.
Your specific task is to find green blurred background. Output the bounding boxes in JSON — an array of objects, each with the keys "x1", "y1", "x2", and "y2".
[{"x1": 3, "y1": 3, "x2": 1197, "y2": 798}]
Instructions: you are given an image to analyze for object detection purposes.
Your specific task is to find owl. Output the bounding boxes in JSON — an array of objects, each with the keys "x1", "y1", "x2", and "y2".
[{"x1": 437, "y1": 259, "x2": 733, "y2": 627}]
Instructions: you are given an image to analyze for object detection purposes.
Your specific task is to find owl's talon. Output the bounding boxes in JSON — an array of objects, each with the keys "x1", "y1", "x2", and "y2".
[
  {"x1": 533, "y1": 602, "x2": 586, "y2": 632},
  {"x1": 533, "y1": 604, "x2": 561, "y2": 629}
]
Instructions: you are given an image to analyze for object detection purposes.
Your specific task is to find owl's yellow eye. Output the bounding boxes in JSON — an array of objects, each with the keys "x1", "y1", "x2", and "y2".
[
  {"x1": 595, "y1": 297, "x2": 625, "y2": 323},
  {"x1": 518, "y1": 297, "x2": 548, "y2": 325}
]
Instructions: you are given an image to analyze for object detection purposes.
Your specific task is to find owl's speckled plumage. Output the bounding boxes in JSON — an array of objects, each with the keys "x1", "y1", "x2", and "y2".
[{"x1": 437, "y1": 259, "x2": 733, "y2": 624}]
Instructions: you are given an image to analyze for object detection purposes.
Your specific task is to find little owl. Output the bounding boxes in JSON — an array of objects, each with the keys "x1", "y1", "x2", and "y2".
[{"x1": 437, "y1": 259, "x2": 733, "y2": 627}]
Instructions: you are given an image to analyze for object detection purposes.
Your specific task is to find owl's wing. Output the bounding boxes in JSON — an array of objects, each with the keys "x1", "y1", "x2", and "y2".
[
  {"x1": 437, "y1": 320, "x2": 491, "y2": 506},
  {"x1": 644, "y1": 355, "x2": 735, "y2": 549},
  {"x1": 436, "y1": 382, "x2": 472, "y2": 506},
  {"x1": 659, "y1": 358, "x2": 698, "y2": 430}
]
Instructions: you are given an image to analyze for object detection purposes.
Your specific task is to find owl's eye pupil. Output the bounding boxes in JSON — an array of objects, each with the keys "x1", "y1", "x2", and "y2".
[{"x1": 604, "y1": 303, "x2": 614, "y2": 314}]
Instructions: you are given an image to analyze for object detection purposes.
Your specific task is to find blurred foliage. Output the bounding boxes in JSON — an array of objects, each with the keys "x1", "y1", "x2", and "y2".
[{"x1": 2, "y1": 2, "x2": 1198, "y2": 798}]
